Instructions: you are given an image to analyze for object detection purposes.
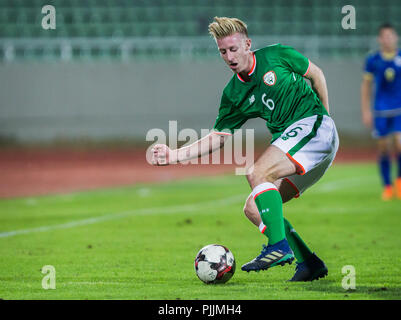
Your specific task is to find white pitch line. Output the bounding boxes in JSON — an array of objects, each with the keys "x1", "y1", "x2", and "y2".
[
  {"x1": 309, "y1": 176, "x2": 376, "y2": 193},
  {"x1": 0, "y1": 175, "x2": 370, "y2": 239},
  {"x1": 0, "y1": 194, "x2": 244, "y2": 239},
  {"x1": 64, "y1": 281, "x2": 123, "y2": 286}
]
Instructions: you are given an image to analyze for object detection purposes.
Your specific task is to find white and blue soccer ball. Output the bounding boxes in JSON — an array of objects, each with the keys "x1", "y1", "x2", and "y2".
[{"x1": 194, "y1": 244, "x2": 236, "y2": 284}]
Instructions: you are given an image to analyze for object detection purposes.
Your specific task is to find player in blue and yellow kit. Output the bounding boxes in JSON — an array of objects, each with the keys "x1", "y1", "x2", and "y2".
[{"x1": 361, "y1": 23, "x2": 401, "y2": 200}]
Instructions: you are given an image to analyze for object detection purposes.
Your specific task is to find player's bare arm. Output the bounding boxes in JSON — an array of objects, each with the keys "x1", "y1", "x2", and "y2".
[
  {"x1": 360, "y1": 74, "x2": 373, "y2": 128},
  {"x1": 304, "y1": 61, "x2": 330, "y2": 114},
  {"x1": 151, "y1": 131, "x2": 226, "y2": 166}
]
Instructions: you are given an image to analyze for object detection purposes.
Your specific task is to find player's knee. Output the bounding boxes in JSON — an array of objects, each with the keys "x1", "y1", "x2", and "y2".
[
  {"x1": 394, "y1": 135, "x2": 401, "y2": 152},
  {"x1": 243, "y1": 197, "x2": 251, "y2": 215},
  {"x1": 243, "y1": 196, "x2": 257, "y2": 219},
  {"x1": 377, "y1": 139, "x2": 390, "y2": 154},
  {"x1": 243, "y1": 196, "x2": 260, "y2": 221},
  {"x1": 378, "y1": 146, "x2": 390, "y2": 155},
  {"x1": 243, "y1": 201, "x2": 250, "y2": 217},
  {"x1": 246, "y1": 165, "x2": 276, "y2": 186}
]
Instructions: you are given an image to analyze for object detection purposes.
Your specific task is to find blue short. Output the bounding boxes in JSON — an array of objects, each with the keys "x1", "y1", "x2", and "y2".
[{"x1": 373, "y1": 114, "x2": 401, "y2": 138}]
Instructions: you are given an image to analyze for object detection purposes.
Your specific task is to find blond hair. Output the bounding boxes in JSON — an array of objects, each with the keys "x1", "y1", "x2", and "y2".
[{"x1": 208, "y1": 17, "x2": 248, "y2": 39}]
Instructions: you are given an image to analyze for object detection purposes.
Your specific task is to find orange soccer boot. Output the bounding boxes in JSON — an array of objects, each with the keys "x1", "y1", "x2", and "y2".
[
  {"x1": 382, "y1": 185, "x2": 393, "y2": 201},
  {"x1": 395, "y1": 178, "x2": 401, "y2": 199}
]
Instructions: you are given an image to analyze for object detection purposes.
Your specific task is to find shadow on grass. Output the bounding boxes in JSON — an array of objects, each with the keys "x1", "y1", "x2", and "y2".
[
  {"x1": 299, "y1": 279, "x2": 401, "y2": 299},
  {"x1": 226, "y1": 277, "x2": 401, "y2": 299}
]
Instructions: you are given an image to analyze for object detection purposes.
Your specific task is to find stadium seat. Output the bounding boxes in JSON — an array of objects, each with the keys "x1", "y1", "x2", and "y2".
[{"x1": 1, "y1": 0, "x2": 400, "y2": 60}]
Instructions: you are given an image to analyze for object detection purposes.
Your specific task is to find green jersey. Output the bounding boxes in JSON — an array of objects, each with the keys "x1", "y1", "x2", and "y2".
[{"x1": 213, "y1": 44, "x2": 329, "y2": 142}]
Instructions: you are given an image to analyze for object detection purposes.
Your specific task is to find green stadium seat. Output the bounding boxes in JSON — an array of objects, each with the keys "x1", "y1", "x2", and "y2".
[
  {"x1": 161, "y1": 6, "x2": 179, "y2": 22},
  {"x1": 1, "y1": 0, "x2": 400, "y2": 59},
  {"x1": 133, "y1": 22, "x2": 151, "y2": 37}
]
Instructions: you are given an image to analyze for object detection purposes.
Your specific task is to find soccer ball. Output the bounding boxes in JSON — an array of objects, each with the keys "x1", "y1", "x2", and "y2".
[{"x1": 194, "y1": 244, "x2": 235, "y2": 284}]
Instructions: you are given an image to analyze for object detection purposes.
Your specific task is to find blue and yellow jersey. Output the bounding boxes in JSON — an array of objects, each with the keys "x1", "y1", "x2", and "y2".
[{"x1": 364, "y1": 49, "x2": 401, "y2": 116}]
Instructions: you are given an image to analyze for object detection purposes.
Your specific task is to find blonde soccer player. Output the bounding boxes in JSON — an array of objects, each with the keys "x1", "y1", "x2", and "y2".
[{"x1": 152, "y1": 17, "x2": 338, "y2": 281}]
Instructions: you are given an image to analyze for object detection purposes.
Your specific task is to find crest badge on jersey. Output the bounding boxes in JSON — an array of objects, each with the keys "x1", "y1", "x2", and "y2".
[
  {"x1": 263, "y1": 71, "x2": 276, "y2": 86},
  {"x1": 385, "y1": 67, "x2": 395, "y2": 82}
]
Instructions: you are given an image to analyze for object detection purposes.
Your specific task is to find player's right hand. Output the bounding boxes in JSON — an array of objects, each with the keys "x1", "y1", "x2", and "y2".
[
  {"x1": 362, "y1": 110, "x2": 373, "y2": 129},
  {"x1": 151, "y1": 144, "x2": 172, "y2": 166}
]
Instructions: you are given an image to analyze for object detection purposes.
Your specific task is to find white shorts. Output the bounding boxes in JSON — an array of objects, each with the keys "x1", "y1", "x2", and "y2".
[{"x1": 272, "y1": 114, "x2": 339, "y2": 197}]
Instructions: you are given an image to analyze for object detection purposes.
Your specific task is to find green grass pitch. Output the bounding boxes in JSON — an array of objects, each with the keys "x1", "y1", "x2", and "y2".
[{"x1": 0, "y1": 163, "x2": 400, "y2": 300}]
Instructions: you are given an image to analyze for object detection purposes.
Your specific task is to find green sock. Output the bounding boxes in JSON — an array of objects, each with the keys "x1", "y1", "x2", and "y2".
[
  {"x1": 283, "y1": 218, "x2": 313, "y2": 263},
  {"x1": 252, "y1": 182, "x2": 285, "y2": 245}
]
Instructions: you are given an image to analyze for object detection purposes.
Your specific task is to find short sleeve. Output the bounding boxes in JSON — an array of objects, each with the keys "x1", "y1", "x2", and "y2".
[
  {"x1": 278, "y1": 45, "x2": 310, "y2": 76},
  {"x1": 213, "y1": 92, "x2": 248, "y2": 134},
  {"x1": 364, "y1": 55, "x2": 375, "y2": 75}
]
